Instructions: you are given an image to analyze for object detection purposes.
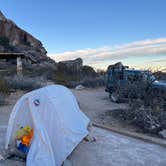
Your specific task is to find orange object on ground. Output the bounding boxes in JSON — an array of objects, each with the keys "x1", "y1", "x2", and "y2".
[{"x1": 21, "y1": 129, "x2": 34, "y2": 146}]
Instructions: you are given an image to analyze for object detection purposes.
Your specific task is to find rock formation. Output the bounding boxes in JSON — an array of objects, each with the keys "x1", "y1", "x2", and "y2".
[
  {"x1": 58, "y1": 58, "x2": 83, "y2": 75},
  {"x1": 106, "y1": 62, "x2": 128, "y2": 72},
  {"x1": 81, "y1": 65, "x2": 98, "y2": 77},
  {"x1": 0, "y1": 10, "x2": 52, "y2": 63},
  {"x1": 57, "y1": 58, "x2": 98, "y2": 78}
]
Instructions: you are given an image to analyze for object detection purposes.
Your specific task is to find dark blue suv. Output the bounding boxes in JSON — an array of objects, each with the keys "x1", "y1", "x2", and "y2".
[{"x1": 105, "y1": 64, "x2": 166, "y2": 102}]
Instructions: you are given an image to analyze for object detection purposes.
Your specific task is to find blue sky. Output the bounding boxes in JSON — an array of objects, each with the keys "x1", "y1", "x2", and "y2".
[{"x1": 1, "y1": 0, "x2": 166, "y2": 69}]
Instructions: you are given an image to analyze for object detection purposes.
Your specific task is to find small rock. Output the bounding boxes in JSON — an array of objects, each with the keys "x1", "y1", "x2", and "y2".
[
  {"x1": 84, "y1": 134, "x2": 96, "y2": 142},
  {"x1": 88, "y1": 122, "x2": 93, "y2": 128},
  {"x1": 75, "y1": 85, "x2": 85, "y2": 90},
  {"x1": 0, "y1": 154, "x2": 4, "y2": 161},
  {"x1": 159, "y1": 130, "x2": 166, "y2": 139}
]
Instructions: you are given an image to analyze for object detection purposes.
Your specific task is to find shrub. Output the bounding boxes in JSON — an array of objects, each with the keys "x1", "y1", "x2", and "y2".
[
  {"x1": 0, "y1": 36, "x2": 9, "y2": 47},
  {"x1": 108, "y1": 75, "x2": 166, "y2": 135},
  {"x1": 96, "y1": 69, "x2": 106, "y2": 75},
  {"x1": 0, "y1": 77, "x2": 9, "y2": 93},
  {"x1": 54, "y1": 71, "x2": 68, "y2": 85},
  {"x1": 81, "y1": 76, "x2": 106, "y2": 88},
  {"x1": 0, "y1": 94, "x2": 5, "y2": 105},
  {"x1": 53, "y1": 68, "x2": 81, "y2": 86},
  {"x1": 0, "y1": 36, "x2": 14, "y2": 51},
  {"x1": 5, "y1": 75, "x2": 42, "y2": 91},
  {"x1": 0, "y1": 77, "x2": 10, "y2": 105},
  {"x1": 23, "y1": 64, "x2": 57, "y2": 80},
  {"x1": 154, "y1": 71, "x2": 166, "y2": 81},
  {"x1": 81, "y1": 65, "x2": 98, "y2": 78},
  {"x1": 0, "y1": 65, "x2": 17, "y2": 77}
]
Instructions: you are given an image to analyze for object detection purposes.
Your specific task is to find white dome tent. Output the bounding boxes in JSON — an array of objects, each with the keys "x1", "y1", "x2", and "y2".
[{"x1": 5, "y1": 85, "x2": 90, "y2": 166}]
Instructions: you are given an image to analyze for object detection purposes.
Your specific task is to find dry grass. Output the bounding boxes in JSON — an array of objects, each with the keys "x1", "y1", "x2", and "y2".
[
  {"x1": 0, "y1": 77, "x2": 10, "y2": 105},
  {"x1": 5, "y1": 75, "x2": 42, "y2": 91},
  {"x1": 111, "y1": 80, "x2": 166, "y2": 135}
]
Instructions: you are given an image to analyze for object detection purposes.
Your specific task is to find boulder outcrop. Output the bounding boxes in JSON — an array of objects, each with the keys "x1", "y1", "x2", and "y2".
[
  {"x1": 58, "y1": 58, "x2": 98, "y2": 77},
  {"x1": 58, "y1": 58, "x2": 83, "y2": 75},
  {"x1": 0, "y1": 10, "x2": 52, "y2": 63}
]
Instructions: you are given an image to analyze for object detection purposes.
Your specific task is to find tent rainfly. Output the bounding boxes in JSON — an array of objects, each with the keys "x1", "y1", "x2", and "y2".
[{"x1": 5, "y1": 85, "x2": 90, "y2": 166}]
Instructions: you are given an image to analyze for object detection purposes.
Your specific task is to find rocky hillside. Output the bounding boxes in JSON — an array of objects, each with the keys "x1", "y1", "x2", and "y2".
[{"x1": 0, "y1": 10, "x2": 52, "y2": 63}]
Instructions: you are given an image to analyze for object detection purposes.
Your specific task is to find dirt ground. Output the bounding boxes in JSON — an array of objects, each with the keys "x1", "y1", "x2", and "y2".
[
  {"x1": 72, "y1": 87, "x2": 140, "y2": 133},
  {"x1": 69, "y1": 126, "x2": 166, "y2": 166},
  {"x1": 0, "y1": 87, "x2": 166, "y2": 166}
]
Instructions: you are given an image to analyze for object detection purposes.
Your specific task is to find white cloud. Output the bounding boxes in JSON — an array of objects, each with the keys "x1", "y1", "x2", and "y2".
[
  {"x1": 150, "y1": 58, "x2": 166, "y2": 63},
  {"x1": 48, "y1": 38, "x2": 166, "y2": 68}
]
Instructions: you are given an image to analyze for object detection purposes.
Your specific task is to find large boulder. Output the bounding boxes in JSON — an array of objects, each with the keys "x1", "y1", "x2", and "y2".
[
  {"x1": 57, "y1": 58, "x2": 98, "y2": 78},
  {"x1": 58, "y1": 58, "x2": 83, "y2": 75},
  {"x1": 0, "y1": 10, "x2": 53, "y2": 63},
  {"x1": 81, "y1": 65, "x2": 97, "y2": 77},
  {"x1": 107, "y1": 62, "x2": 127, "y2": 71}
]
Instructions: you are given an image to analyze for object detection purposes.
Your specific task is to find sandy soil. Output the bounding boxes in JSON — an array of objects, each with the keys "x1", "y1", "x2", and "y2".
[
  {"x1": 70, "y1": 126, "x2": 166, "y2": 166},
  {"x1": 71, "y1": 88, "x2": 166, "y2": 166},
  {"x1": 71, "y1": 87, "x2": 139, "y2": 132}
]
